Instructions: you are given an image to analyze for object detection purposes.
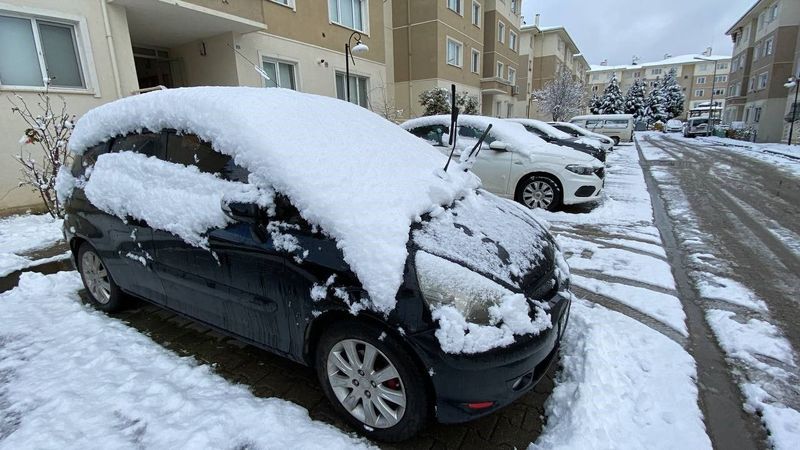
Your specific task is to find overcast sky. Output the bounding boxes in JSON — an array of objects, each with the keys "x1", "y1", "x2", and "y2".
[{"x1": 522, "y1": 0, "x2": 755, "y2": 66}]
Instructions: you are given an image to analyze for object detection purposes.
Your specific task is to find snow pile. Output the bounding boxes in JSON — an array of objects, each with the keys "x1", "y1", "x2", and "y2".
[
  {"x1": 0, "y1": 271, "x2": 372, "y2": 449},
  {"x1": 67, "y1": 87, "x2": 479, "y2": 313},
  {"x1": 417, "y1": 252, "x2": 551, "y2": 354},
  {"x1": 0, "y1": 214, "x2": 66, "y2": 277},
  {"x1": 531, "y1": 300, "x2": 711, "y2": 450},
  {"x1": 84, "y1": 151, "x2": 273, "y2": 248}
]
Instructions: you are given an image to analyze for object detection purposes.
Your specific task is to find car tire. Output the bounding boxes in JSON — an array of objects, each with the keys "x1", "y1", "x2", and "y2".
[
  {"x1": 611, "y1": 136, "x2": 620, "y2": 146},
  {"x1": 77, "y1": 242, "x2": 126, "y2": 312},
  {"x1": 315, "y1": 320, "x2": 429, "y2": 442},
  {"x1": 516, "y1": 175, "x2": 562, "y2": 212}
]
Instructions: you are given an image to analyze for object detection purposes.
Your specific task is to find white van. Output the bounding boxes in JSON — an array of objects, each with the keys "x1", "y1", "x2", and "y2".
[{"x1": 569, "y1": 114, "x2": 635, "y2": 145}]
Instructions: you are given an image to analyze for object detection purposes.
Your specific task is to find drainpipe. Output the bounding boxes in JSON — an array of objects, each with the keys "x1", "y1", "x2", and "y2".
[
  {"x1": 407, "y1": 0, "x2": 412, "y2": 117},
  {"x1": 100, "y1": 0, "x2": 123, "y2": 98}
]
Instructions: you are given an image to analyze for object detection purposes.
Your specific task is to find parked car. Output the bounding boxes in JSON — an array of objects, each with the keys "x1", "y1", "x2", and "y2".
[
  {"x1": 665, "y1": 119, "x2": 683, "y2": 133},
  {"x1": 506, "y1": 118, "x2": 606, "y2": 162},
  {"x1": 402, "y1": 115, "x2": 605, "y2": 212},
  {"x1": 549, "y1": 121, "x2": 615, "y2": 151},
  {"x1": 60, "y1": 87, "x2": 572, "y2": 443},
  {"x1": 683, "y1": 117, "x2": 721, "y2": 138},
  {"x1": 569, "y1": 114, "x2": 635, "y2": 145}
]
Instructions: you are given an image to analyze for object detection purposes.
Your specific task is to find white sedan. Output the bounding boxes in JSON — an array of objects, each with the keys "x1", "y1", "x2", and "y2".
[
  {"x1": 402, "y1": 115, "x2": 605, "y2": 211},
  {"x1": 548, "y1": 122, "x2": 615, "y2": 152}
]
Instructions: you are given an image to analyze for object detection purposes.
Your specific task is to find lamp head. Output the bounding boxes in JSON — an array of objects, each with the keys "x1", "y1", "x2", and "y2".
[{"x1": 351, "y1": 41, "x2": 369, "y2": 55}]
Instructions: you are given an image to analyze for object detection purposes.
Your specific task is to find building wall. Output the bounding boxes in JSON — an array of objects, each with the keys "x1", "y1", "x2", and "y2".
[{"x1": 0, "y1": 0, "x2": 138, "y2": 211}]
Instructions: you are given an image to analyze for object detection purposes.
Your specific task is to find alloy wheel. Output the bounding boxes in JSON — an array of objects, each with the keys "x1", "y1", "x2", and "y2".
[
  {"x1": 327, "y1": 339, "x2": 407, "y2": 429},
  {"x1": 81, "y1": 251, "x2": 111, "y2": 304},
  {"x1": 522, "y1": 181, "x2": 555, "y2": 209}
]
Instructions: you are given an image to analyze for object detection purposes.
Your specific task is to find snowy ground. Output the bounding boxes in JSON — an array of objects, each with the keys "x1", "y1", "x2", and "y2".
[
  {"x1": 0, "y1": 214, "x2": 68, "y2": 277},
  {"x1": 638, "y1": 132, "x2": 800, "y2": 449},
  {"x1": 529, "y1": 144, "x2": 711, "y2": 449},
  {"x1": 695, "y1": 135, "x2": 800, "y2": 177}
]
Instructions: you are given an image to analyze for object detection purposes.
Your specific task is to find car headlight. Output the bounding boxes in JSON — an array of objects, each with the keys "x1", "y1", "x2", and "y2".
[
  {"x1": 565, "y1": 164, "x2": 594, "y2": 176},
  {"x1": 416, "y1": 251, "x2": 511, "y2": 325}
]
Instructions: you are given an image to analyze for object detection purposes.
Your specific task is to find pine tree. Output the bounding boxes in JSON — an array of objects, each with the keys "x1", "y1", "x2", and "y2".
[
  {"x1": 624, "y1": 79, "x2": 647, "y2": 119},
  {"x1": 419, "y1": 88, "x2": 451, "y2": 116},
  {"x1": 531, "y1": 66, "x2": 586, "y2": 121},
  {"x1": 589, "y1": 94, "x2": 602, "y2": 114},
  {"x1": 644, "y1": 79, "x2": 668, "y2": 124},
  {"x1": 598, "y1": 74, "x2": 625, "y2": 114},
  {"x1": 661, "y1": 68, "x2": 685, "y2": 119}
]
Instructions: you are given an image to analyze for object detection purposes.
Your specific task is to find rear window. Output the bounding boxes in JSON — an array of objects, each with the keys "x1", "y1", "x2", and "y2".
[
  {"x1": 166, "y1": 133, "x2": 249, "y2": 182},
  {"x1": 604, "y1": 120, "x2": 629, "y2": 129}
]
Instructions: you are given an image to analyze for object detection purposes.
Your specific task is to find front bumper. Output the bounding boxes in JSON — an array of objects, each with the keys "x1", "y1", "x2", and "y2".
[
  {"x1": 561, "y1": 171, "x2": 604, "y2": 205},
  {"x1": 407, "y1": 293, "x2": 571, "y2": 424}
]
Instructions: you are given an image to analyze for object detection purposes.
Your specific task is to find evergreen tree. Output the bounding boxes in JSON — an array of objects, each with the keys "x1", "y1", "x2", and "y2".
[
  {"x1": 644, "y1": 79, "x2": 668, "y2": 124},
  {"x1": 661, "y1": 68, "x2": 685, "y2": 119},
  {"x1": 589, "y1": 94, "x2": 602, "y2": 114},
  {"x1": 419, "y1": 88, "x2": 451, "y2": 116},
  {"x1": 598, "y1": 74, "x2": 625, "y2": 114},
  {"x1": 624, "y1": 79, "x2": 647, "y2": 119}
]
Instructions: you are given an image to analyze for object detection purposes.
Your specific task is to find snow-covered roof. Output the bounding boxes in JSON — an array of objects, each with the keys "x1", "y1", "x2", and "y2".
[
  {"x1": 68, "y1": 87, "x2": 479, "y2": 313},
  {"x1": 507, "y1": 118, "x2": 572, "y2": 140},
  {"x1": 402, "y1": 115, "x2": 549, "y2": 153},
  {"x1": 589, "y1": 54, "x2": 731, "y2": 72}
]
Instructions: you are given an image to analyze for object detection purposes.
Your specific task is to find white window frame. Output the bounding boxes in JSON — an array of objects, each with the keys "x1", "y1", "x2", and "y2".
[
  {"x1": 269, "y1": 0, "x2": 296, "y2": 10},
  {"x1": 446, "y1": 37, "x2": 463, "y2": 68},
  {"x1": 652, "y1": 68, "x2": 662, "y2": 75},
  {"x1": 509, "y1": 30, "x2": 517, "y2": 51},
  {"x1": 446, "y1": 0, "x2": 463, "y2": 15},
  {"x1": 697, "y1": 76, "x2": 706, "y2": 84},
  {"x1": 335, "y1": 71, "x2": 369, "y2": 107},
  {"x1": 769, "y1": 3, "x2": 779, "y2": 22},
  {"x1": 749, "y1": 77, "x2": 756, "y2": 92},
  {"x1": 498, "y1": 20, "x2": 505, "y2": 43},
  {"x1": 0, "y1": 6, "x2": 98, "y2": 94},
  {"x1": 713, "y1": 88, "x2": 725, "y2": 96},
  {"x1": 758, "y1": 72, "x2": 769, "y2": 89},
  {"x1": 715, "y1": 75, "x2": 727, "y2": 83},
  {"x1": 507, "y1": 66, "x2": 516, "y2": 84},
  {"x1": 695, "y1": 89, "x2": 704, "y2": 97},
  {"x1": 765, "y1": 37, "x2": 774, "y2": 55},
  {"x1": 261, "y1": 57, "x2": 299, "y2": 90},
  {"x1": 496, "y1": 61, "x2": 504, "y2": 78},
  {"x1": 470, "y1": 48, "x2": 480, "y2": 74},
  {"x1": 328, "y1": 0, "x2": 369, "y2": 34},
  {"x1": 471, "y1": 1, "x2": 481, "y2": 27}
]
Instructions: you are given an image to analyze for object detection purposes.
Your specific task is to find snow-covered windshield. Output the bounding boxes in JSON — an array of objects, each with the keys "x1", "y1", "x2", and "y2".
[
  {"x1": 65, "y1": 87, "x2": 480, "y2": 313},
  {"x1": 508, "y1": 119, "x2": 573, "y2": 140}
]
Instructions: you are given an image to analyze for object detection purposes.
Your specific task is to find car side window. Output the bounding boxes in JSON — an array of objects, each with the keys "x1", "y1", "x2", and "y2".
[
  {"x1": 166, "y1": 133, "x2": 250, "y2": 182},
  {"x1": 409, "y1": 125, "x2": 447, "y2": 147},
  {"x1": 72, "y1": 142, "x2": 109, "y2": 176},
  {"x1": 110, "y1": 132, "x2": 165, "y2": 159},
  {"x1": 272, "y1": 194, "x2": 314, "y2": 233},
  {"x1": 458, "y1": 126, "x2": 497, "y2": 144},
  {"x1": 585, "y1": 119, "x2": 602, "y2": 128},
  {"x1": 525, "y1": 126, "x2": 548, "y2": 138}
]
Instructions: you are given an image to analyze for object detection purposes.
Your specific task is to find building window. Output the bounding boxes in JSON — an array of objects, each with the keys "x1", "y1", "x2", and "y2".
[
  {"x1": 508, "y1": 67, "x2": 516, "y2": 84},
  {"x1": 470, "y1": 49, "x2": 480, "y2": 73},
  {"x1": 714, "y1": 88, "x2": 725, "y2": 96},
  {"x1": 328, "y1": 0, "x2": 366, "y2": 32},
  {"x1": 270, "y1": 0, "x2": 294, "y2": 7},
  {"x1": 447, "y1": 0, "x2": 463, "y2": 15},
  {"x1": 718, "y1": 62, "x2": 729, "y2": 70},
  {"x1": 765, "y1": 38, "x2": 774, "y2": 55},
  {"x1": 498, "y1": 21, "x2": 505, "y2": 43},
  {"x1": 0, "y1": 14, "x2": 85, "y2": 88},
  {"x1": 749, "y1": 77, "x2": 756, "y2": 92},
  {"x1": 697, "y1": 76, "x2": 706, "y2": 84},
  {"x1": 758, "y1": 72, "x2": 769, "y2": 89},
  {"x1": 510, "y1": 0, "x2": 518, "y2": 14},
  {"x1": 592, "y1": 73, "x2": 599, "y2": 81},
  {"x1": 695, "y1": 89, "x2": 704, "y2": 97},
  {"x1": 262, "y1": 58, "x2": 297, "y2": 89},
  {"x1": 769, "y1": 3, "x2": 779, "y2": 22},
  {"x1": 335, "y1": 72, "x2": 368, "y2": 107},
  {"x1": 754, "y1": 106, "x2": 762, "y2": 122},
  {"x1": 652, "y1": 68, "x2": 662, "y2": 75},
  {"x1": 509, "y1": 31, "x2": 517, "y2": 51},
  {"x1": 446, "y1": 38, "x2": 463, "y2": 67},
  {"x1": 496, "y1": 61, "x2": 504, "y2": 78},
  {"x1": 634, "y1": 71, "x2": 641, "y2": 78},
  {"x1": 758, "y1": 11, "x2": 766, "y2": 30},
  {"x1": 471, "y1": 1, "x2": 480, "y2": 26},
  {"x1": 715, "y1": 75, "x2": 727, "y2": 83}
]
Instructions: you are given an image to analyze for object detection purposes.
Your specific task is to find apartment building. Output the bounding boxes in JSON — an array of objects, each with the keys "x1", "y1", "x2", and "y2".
[
  {"x1": 519, "y1": 23, "x2": 589, "y2": 120},
  {"x1": 391, "y1": 0, "x2": 524, "y2": 120},
  {"x1": 725, "y1": 0, "x2": 800, "y2": 143},
  {"x1": 0, "y1": 0, "x2": 392, "y2": 211},
  {"x1": 587, "y1": 54, "x2": 731, "y2": 120}
]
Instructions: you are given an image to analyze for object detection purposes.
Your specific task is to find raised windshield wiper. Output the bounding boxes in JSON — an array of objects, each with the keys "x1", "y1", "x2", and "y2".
[
  {"x1": 461, "y1": 124, "x2": 492, "y2": 171},
  {"x1": 443, "y1": 84, "x2": 460, "y2": 172}
]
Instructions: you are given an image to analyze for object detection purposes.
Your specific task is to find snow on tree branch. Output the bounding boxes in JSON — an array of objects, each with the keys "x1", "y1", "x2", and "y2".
[
  {"x1": 418, "y1": 88, "x2": 479, "y2": 116},
  {"x1": 532, "y1": 66, "x2": 586, "y2": 121}
]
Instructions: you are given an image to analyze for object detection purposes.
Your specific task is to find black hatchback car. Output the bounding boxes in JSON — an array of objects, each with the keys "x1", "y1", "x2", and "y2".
[{"x1": 60, "y1": 87, "x2": 571, "y2": 442}]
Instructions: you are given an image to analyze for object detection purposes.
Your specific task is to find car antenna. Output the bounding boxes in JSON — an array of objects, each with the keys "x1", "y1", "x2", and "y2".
[
  {"x1": 463, "y1": 124, "x2": 493, "y2": 171},
  {"x1": 443, "y1": 84, "x2": 460, "y2": 172},
  {"x1": 226, "y1": 43, "x2": 271, "y2": 82}
]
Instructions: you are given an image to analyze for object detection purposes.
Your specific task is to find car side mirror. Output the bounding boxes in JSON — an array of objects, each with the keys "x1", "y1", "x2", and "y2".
[
  {"x1": 489, "y1": 141, "x2": 508, "y2": 151},
  {"x1": 222, "y1": 200, "x2": 259, "y2": 224}
]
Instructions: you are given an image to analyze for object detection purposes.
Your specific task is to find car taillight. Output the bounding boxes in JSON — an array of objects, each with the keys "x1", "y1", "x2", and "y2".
[{"x1": 466, "y1": 401, "x2": 495, "y2": 410}]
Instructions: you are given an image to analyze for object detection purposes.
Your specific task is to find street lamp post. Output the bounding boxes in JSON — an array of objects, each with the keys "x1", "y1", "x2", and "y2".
[
  {"x1": 695, "y1": 56, "x2": 719, "y2": 136},
  {"x1": 784, "y1": 75, "x2": 799, "y2": 145},
  {"x1": 344, "y1": 31, "x2": 369, "y2": 103}
]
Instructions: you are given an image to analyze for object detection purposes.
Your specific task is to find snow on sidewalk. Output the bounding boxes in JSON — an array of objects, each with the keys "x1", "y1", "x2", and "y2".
[
  {"x1": 0, "y1": 271, "x2": 372, "y2": 449},
  {"x1": 0, "y1": 214, "x2": 67, "y2": 277}
]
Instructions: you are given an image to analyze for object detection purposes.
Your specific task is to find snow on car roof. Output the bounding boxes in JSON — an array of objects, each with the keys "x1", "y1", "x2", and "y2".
[
  {"x1": 507, "y1": 118, "x2": 572, "y2": 140},
  {"x1": 68, "y1": 87, "x2": 479, "y2": 313},
  {"x1": 401, "y1": 115, "x2": 551, "y2": 156}
]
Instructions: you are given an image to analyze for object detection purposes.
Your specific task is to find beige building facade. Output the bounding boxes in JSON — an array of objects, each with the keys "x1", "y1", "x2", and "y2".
[
  {"x1": 0, "y1": 0, "x2": 393, "y2": 211},
  {"x1": 391, "y1": 0, "x2": 524, "y2": 120},
  {"x1": 519, "y1": 24, "x2": 589, "y2": 121},
  {"x1": 587, "y1": 54, "x2": 732, "y2": 121},
  {"x1": 725, "y1": 0, "x2": 800, "y2": 143}
]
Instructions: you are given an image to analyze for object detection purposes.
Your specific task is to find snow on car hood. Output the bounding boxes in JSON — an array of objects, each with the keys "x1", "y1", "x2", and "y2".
[
  {"x1": 67, "y1": 87, "x2": 479, "y2": 313},
  {"x1": 402, "y1": 115, "x2": 600, "y2": 165}
]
